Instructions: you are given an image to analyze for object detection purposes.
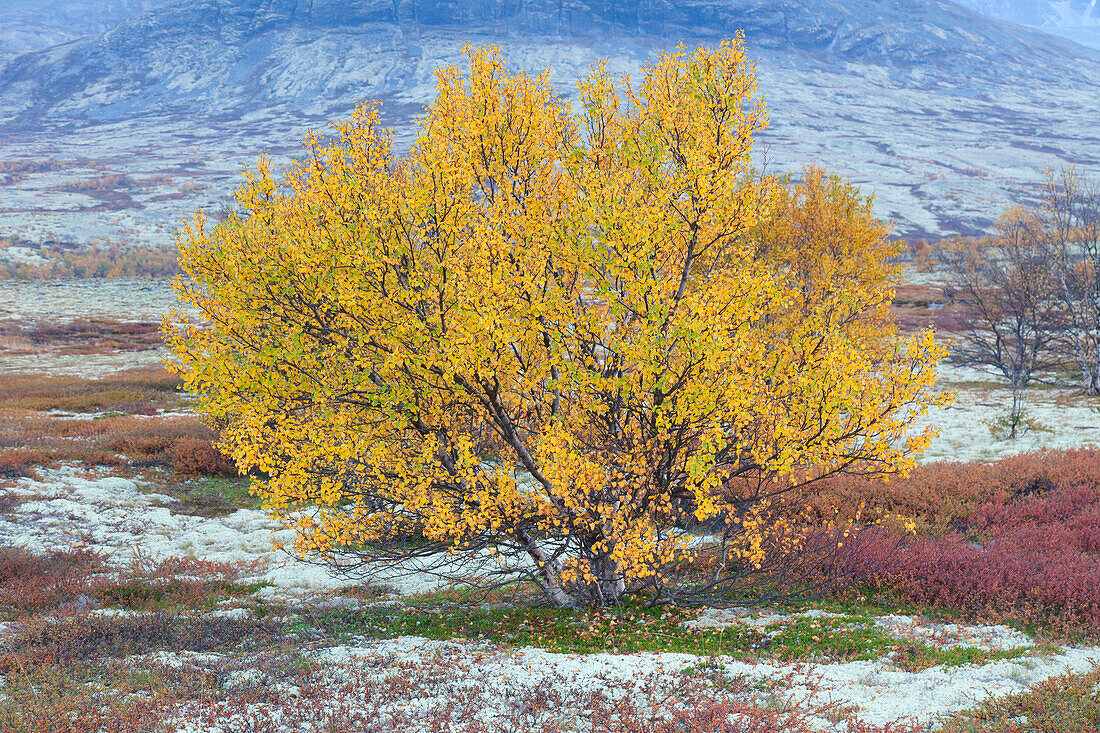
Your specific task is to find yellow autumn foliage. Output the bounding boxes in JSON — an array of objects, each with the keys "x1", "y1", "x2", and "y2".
[{"x1": 165, "y1": 41, "x2": 947, "y2": 607}]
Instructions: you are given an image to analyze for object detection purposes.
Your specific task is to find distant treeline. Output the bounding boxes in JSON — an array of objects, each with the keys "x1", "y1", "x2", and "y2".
[{"x1": 0, "y1": 241, "x2": 181, "y2": 280}]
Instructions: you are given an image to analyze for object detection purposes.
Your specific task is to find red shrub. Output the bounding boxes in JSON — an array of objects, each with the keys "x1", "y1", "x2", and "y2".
[
  {"x1": 0, "y1": 547, "x2": 103, "y2": 616},
  {"x1": 803, "y1": 447, "x2": 1100, "y2": 534},
  {"x1": 857, "y1": 485, "x2": 1100, "y2": 634},
  {"x1": 0, "y1": 447, "x2": 48, "y2": 477}
]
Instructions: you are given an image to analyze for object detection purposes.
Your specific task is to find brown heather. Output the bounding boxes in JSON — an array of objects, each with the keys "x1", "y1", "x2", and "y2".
[
  {"x1": 0, "y1": 367, "x2": 237, "y2": 478},
  {"x1": 0, "y1": 547, "x2": 251, "y2": 621}
]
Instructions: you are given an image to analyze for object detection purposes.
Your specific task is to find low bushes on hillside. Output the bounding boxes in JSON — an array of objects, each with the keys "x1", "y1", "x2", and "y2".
[
  {"x1": 0, "y1": 367, "x2": 183, "y2": 414},
  {"x1": 107, "y1": 422, "x2": 236, "y2": 476},
  {"x1": 1, "y1": 412, "x2": 236, "y2": 477},
  {"x1": 0, "y1": 547, "x2": 104, "y2": 617},
  {"x1": 0, "y1": 241, "x2": 180, "y2": 279}
]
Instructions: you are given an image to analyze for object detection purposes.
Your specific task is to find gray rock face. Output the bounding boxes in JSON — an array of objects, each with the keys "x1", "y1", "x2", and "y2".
[
  {"x1": 2, "y1": 0, "x2": 1099, "y2": 126},
  {"x1": 955, "y1": 0, "x2": 1100, "y2": 29},
  {"x1": 0, "y1": 0, "x2": 168, "y2": 64},
  {"x1": 1, "y1": 0, "x2": 1099, "y2": 242}
]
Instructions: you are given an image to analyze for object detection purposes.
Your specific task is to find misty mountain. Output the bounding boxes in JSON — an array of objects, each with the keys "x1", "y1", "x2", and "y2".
[{"x1": 955, "y1": 0, "x2": 1100, "y2": 49}]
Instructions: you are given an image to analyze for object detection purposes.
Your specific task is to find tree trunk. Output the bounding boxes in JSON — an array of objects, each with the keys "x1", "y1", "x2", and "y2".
[
  {"x1": 540, "y1": 568, "x2": 574, "y2": 608},
  {"x1": 1091, "y1": 343, "x2": 1100, "y2": 395},
  {"x1": 1078, "y1": 347, "x2": 1100, "y2": 395},
  {"x1": 577, "y1": 553, "x2": 626, "y2": 606},
  {"x1": 1008, "y1": 375, "x2": 1024, "y2": 440},
  {"x1": 518, "y1": 530, "x2": 574, "y2": 607}
]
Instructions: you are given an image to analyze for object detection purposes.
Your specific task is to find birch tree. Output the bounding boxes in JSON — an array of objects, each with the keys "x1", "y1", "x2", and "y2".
[
  {"x1": 166, "y1": 42, "x2": 945, "y2": 607},
  {"x1": 1044, "y1": 166, "x2": 1100, "y2": 395},
  {"x1": 946, "y1": 211, "x2": 1060, "y2": 437}
]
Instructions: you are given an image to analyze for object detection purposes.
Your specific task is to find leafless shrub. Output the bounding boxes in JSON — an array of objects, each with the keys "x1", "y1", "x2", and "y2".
[{"x1": 943, "y1": 211, "x2": 1060, "y2": 436}]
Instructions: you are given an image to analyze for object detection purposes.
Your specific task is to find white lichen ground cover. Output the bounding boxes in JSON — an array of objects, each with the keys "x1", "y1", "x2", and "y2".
[
  {"x1": 139, "y1": 633, "x2": 1100, "y2": 730},
  {"x1": 0, "y1": 466, "x2": 440, "y2": 600},
  {"x1": 2, "y1": 466, "x2": 1099, "y2": 728},
  {"x1": 915, "y1": 363, "x2": 1100, "y2": 463},
  {"x1": 315, "y1": 636, "x2": 1099, "y2": 728}
]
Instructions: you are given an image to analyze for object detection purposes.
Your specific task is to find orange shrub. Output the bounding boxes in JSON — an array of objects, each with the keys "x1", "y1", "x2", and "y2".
[
  {"x1": 167, "y1": 437, "x2": 237, "y2": 477},
  {"x1": 0, "y1": 448, "x2": 49, "y2": 477}
]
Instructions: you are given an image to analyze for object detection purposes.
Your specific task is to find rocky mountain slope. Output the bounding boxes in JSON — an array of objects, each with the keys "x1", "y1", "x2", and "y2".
[
  {"x1": 0, "y1": 0, "x2": 1098, "y2": 242},
  {"x1": 0, "y1": 0, "x2": 166, "y2": 65},
  {"x1": 955, "y1": 0, "x2": 1100, "y2": 49},
  {"x1": 2, "y1": 0, "x2": 1098, "y2": 125}
]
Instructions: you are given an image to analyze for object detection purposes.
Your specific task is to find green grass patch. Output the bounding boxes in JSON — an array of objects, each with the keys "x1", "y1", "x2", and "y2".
[
  {"x1": 777, "y1": 590, "x2": 1079, "y2": 646},
  {"x1": 891, "y1": 643, "x2": 1040, "y2": 673},
  {"x1": 295, "y1": 603, "x2": 765, "y2": 656},
  {"x1": 766, "y1": 614, "x2": 893, "y2": 661},
  {"x1": 154, "y1": 475, "x2": 261, "y2": 516},
  {"x1": 293, "y1": 600, "x2": 1038, "y2": 667}
]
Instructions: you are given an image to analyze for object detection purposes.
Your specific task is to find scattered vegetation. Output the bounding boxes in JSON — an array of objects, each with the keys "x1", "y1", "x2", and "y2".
[
  {"x1": 0, "y1": 367, "x2": 236, "y2": 478},
  {"x1": 0, "y1": 240, "x2": 180, "y2": 279},
  {"x1": 3, "y1": 612, "x2": 281, "y2": 670},
  {"x1": 0, "y1": 157, "x2": 78, "y2": 184},
  {"x1": 0, "y1": 646, "x2": 929, "y2": 733},
  {"x1": 0, "y1": 366, "x2": 182, "y2": 413},
  {"x1": 0, "y1": 547, "x2": 260, "y2": 620},
  {"x1": 0, "y1": 662, "x2": 167, "y2": 733},
  {"x1": 0, "y1": 318, "x2": 167, "y2": 360}
]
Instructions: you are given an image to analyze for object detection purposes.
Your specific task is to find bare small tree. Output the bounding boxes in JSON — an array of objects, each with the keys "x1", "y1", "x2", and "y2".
[
  {"x1": 1042, "y1": 166, "x2": 1100, "y2": 395},
  {"x1": 946, "y1": 211, "x2": 1060, "y2": 438}
]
